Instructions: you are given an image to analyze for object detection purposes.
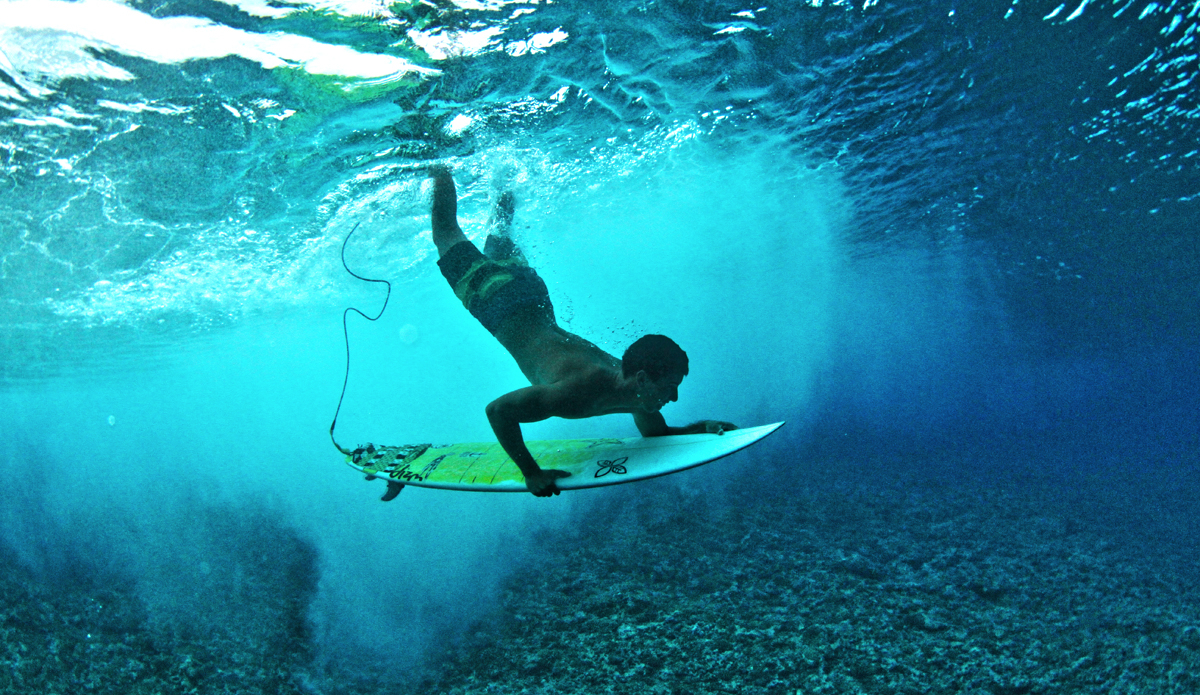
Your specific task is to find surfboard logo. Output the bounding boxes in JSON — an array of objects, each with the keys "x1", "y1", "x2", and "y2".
[
  {"x1": 420, "y1": 455, "x2": 447, "y2": 477},
  {"x1": 594, "y1": 457, "x2": 629, "y2": 478},
  {"x1": 381, "y1": 463, "x2": 425, "y2": 482}
]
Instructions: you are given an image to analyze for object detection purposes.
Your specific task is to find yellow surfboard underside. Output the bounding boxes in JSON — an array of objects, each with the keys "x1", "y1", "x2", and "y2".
[{"x1": 344, "y1": 422, "x2": 784, "y2": 492}]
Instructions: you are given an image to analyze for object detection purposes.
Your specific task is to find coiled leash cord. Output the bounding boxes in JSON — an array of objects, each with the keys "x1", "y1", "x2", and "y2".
[{"x1": 329, "y1": 222, "x2": 391, "y2": 456}]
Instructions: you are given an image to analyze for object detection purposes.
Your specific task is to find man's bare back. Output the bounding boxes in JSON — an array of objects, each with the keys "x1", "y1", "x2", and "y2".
[{"x1": 428, "y1": 167, "x2": 736, "y2": 496}]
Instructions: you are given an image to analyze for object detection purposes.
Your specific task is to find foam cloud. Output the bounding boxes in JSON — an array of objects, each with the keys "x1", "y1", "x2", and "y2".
[{"x1": 0, "y1": 0, "x2": 438, "y2": 95}]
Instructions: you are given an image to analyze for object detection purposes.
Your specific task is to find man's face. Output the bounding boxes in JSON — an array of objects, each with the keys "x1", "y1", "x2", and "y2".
[{"x1": 639, "y1": 372, "x2": 684, "y2": 412}]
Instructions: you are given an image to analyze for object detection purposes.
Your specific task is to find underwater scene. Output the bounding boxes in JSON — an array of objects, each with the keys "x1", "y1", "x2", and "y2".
[{"x1": 2, "y1": 0, "x2": 1198, "y2": 692}]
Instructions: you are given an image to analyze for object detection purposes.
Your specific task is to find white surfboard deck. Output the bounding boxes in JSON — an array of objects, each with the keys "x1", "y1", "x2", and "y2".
[{"x1": 345, "y1": 421, "x2": 784, "y2": 492}]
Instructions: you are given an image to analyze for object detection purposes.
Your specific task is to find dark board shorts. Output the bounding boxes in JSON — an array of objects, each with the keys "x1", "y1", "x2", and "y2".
[{"x1": 437, "y1": 239, "x2": 555, "y2": 335}]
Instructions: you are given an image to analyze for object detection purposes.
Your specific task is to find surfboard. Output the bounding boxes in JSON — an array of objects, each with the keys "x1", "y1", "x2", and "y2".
[{"x1": 344, "y1": 421, "x2": 784, "y2": 493}]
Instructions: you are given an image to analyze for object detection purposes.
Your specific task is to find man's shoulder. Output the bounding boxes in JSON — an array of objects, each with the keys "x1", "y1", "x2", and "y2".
[
  {"x1": 531, "y1": 364, "x2": 623, "y2": 419},
  {"x1": 548, "y1": 362, "x2": 623, "y2": 402}
]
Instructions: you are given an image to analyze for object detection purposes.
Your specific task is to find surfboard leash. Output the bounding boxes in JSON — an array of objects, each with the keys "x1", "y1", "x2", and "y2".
[{"x1": 330, "y1": 221, "x2": 391, "y2": 457}]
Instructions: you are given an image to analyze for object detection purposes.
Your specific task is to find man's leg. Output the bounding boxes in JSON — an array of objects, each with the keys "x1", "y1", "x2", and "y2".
[
  {"x1": 489, "y1": 191, "x2": 515, "y2": 234},
  {"x1": 431, "y1": 167, "x2": 469, "y2": 257},
  {"x1": 484, "y1": 191, "x2": 528, "y2": 264}
]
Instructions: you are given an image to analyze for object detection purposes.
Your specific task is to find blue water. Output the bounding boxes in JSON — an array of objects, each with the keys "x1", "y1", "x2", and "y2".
[{"x1": 1, "y1": 0, "x2": 1197, "y2": 690}]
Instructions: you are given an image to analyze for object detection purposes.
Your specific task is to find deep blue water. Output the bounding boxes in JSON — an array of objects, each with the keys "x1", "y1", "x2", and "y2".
[{"x1": 1, "y1": 0, "x2": 1198, "y2": 686}]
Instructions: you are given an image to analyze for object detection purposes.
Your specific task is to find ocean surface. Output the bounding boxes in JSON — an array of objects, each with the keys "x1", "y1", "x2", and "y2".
[{"x1": 1, "y1": 0, "x2": 1197, "y2": 692}]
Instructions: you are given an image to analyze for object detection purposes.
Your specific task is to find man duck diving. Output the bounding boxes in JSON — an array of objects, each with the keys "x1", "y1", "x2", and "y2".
[{"x1": 429, "y1": 166, "x2": 737, "y2": 497}]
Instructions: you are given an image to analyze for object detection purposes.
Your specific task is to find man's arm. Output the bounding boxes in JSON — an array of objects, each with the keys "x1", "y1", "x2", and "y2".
[
  {"x1": 485, "y1": 385, "x2": 573, "y2": 497},
  {"x1": 633, "y1": 410, "x2": 738, "y2": 437}
]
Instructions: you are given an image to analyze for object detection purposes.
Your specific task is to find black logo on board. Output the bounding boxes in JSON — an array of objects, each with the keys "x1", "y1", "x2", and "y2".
[{"x1": 594, "y1": 457, "x2": 629, "y2": 478}]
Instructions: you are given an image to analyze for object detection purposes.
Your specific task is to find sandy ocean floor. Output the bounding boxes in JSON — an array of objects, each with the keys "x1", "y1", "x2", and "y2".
[{"x1": 3, "y1": 457, "x2": 1198, "y2": 695}]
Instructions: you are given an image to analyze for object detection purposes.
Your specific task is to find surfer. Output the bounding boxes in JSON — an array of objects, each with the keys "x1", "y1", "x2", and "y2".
[{"x1": 429, "y1": 166, "x2": 737, "y2": 497}]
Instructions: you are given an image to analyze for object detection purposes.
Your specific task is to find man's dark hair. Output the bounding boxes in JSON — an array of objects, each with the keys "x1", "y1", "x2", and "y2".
[{"x1": 622, "y1": 334, "x2": 689, "y2": 380}]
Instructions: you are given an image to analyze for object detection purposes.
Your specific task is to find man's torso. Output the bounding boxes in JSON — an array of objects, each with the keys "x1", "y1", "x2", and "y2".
[{"x1": 496, "y1": 320, "x2": 638, "y2": 419}]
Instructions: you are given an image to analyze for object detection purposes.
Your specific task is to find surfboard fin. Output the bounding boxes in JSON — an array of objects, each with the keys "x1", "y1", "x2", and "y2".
[{"x1": 381, "y1": 480, "x2": 405, "y2": 502}]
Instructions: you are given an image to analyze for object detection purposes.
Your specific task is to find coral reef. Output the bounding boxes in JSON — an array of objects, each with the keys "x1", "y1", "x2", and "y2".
[
  {"x1": 2, "y1": 460, "x2": 1197, "y2": 694},
  {"x1": 422, "y1": 467, "x2": 1200, "y2": 694}
]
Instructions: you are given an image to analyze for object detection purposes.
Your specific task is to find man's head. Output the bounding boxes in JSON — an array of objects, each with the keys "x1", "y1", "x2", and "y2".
[
  {"x1": 623, "y1": 335, "x2": 688, "y2": 411},
  {"x1": 622, "y1": 334, "x2": 688, "y2": 380}
]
